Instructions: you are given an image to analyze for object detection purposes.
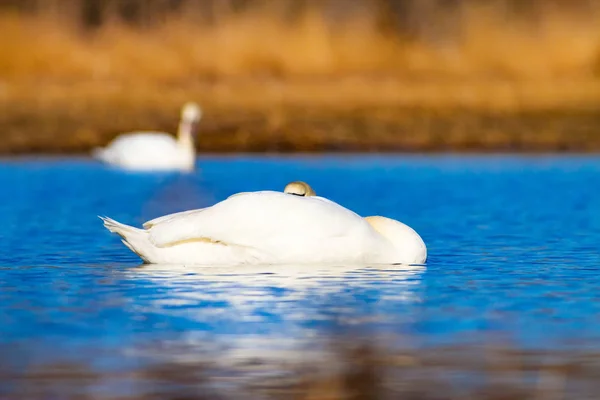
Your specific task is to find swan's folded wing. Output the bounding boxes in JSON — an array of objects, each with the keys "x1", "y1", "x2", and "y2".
[
  {"x1": 143, "y1": 190, "x2": 264, "y2": 229},
  {"x1": 110, "y1": 132, "x2": 174, "y2": 146},
  {"x1": 226, "y1": 191, "x2": 252, "y2": 199},
  {"x1": 143, "y1": 208, "x2": 206, "y2": 229},
  {"x1": 107, "y1": 133, "x2": 179, "y2": 157},
  {"x1": 147, "y1": 191, "x2": 369, "y2": 250}
]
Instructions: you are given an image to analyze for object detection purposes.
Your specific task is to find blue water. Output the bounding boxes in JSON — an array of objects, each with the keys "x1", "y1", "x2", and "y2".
[{"x1": 1, "y1": 154, "x2": 600, "y2": 372}]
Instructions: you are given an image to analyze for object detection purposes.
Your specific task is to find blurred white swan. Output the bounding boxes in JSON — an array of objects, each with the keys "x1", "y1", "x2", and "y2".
[
  {"x1": 100, "y1": 182, "x2": 426, "y2": 265},
  {"x1": 92, "y1": 102, "x2": 202, "y2": 172}
]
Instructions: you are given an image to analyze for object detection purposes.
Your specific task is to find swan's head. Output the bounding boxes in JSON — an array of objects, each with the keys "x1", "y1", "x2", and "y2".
[
  {"x1": 284, "y1": 181, "x2": 316, "y2": 197},
  {"x1": 181, "y1": 102, "x2": 202, "y2": 124},
  {"x1": 365, "y1": 216, "x2": 427, "y2": 264}
]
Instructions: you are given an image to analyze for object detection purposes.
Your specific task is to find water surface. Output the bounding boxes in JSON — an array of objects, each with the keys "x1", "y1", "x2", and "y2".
[{"x1": 1, "y1": 154, "x2": 600, "y2": 379}]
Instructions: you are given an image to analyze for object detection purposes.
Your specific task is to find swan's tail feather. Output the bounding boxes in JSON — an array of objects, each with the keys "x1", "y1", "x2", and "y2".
[
  {"x1": 99, "y1": 216, "x2": 151, "y2": 262},
  {"x1": 92, "y1": 147, "x2": 119, "y2": 165},
  {"x1": 121, "y1": 238, "x2": 140, "y2": 255},
  {"x1": 99, "y1": 216, "x2": 142, "y2": 236},
  {"x1": 91, "y1": 147, "x2": 108, "y2": 161}
]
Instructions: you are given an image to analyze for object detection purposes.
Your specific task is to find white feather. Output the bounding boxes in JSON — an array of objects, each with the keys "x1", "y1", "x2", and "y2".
[{"x1": 101, "y1": 191, "x2": 427, "y2": 266}]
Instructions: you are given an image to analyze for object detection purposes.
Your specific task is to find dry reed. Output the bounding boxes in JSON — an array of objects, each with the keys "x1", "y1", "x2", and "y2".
[{"x1": 2, "y1": 1, "x2": 600, "y2": 82}]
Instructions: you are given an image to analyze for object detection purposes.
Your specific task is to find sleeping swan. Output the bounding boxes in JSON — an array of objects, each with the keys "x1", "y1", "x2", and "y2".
[
  {"x1": 92, "y1": 102, "x2": 202, "y2": 172},
  {"x1": 100, "y1": 184, "x2": 427, "y2": 265}
]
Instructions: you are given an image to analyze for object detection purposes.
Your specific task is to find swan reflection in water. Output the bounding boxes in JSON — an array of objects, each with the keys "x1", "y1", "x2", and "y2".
[
  {"x1": 123, "y1": 263, "x2": 426, "y2": 365},
  {"x1": 130, "y1": 262, "x2": 425, "y2": 292}
]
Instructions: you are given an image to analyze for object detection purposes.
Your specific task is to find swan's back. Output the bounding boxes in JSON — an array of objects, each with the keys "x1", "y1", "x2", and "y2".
[
  {"x1": 147, "y1": 191, "x2": 377, "y2": 263},
  {"x1": 96, "y1": 132, "x2": 191, "y2": 170},
  {"x1": 107, "y1": 132, "x2": 177, "y2": 153}
]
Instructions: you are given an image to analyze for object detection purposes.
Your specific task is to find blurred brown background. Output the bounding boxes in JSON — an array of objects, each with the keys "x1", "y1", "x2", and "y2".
[{"x1": 1, "y1": 0, "x2": 600, "y2": 153}]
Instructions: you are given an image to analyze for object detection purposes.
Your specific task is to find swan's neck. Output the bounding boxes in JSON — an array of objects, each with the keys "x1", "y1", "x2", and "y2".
[{"x1": 177, "y1": 120, "x2": 197, "y2": 150}]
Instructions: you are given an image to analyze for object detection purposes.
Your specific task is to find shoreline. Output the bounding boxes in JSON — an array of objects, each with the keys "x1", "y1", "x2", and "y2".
[{"x1": 2, "y1": 79, "x2": 600, "y2": 154}]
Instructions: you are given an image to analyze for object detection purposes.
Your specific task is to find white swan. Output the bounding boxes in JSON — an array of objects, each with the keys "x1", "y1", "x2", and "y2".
[
  {"x1": 100, "y1": 183, "x2": 427, "y2": 265},
  {"x1": 92, "y1": 102, "x2": 202, "y2": 172}
]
